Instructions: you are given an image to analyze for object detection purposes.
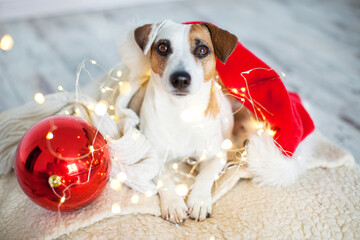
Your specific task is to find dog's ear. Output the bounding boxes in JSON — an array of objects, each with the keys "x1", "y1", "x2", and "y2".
[
  {"x1": 134, "y1": 21, "x2": 166, "y2": 55},
  {"x1": 201, "y1": 23, "x2": 238, "y2": 64}
]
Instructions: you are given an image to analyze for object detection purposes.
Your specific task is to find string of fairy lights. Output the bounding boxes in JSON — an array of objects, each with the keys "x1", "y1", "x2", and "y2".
[
  {"x1": 31, "y1": 58, "x2": 285, "y2": 216},
  {"x1": 2, "y1": 33, "x2": 289, "y2": 228}
]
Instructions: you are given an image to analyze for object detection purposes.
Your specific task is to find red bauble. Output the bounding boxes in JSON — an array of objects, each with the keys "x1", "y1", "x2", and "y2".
[{"x1": 15, "y1": 115, "x2": 111, "y2": 212}]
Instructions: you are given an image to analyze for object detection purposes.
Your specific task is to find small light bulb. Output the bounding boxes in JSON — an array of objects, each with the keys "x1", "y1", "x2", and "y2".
[
  {"x1": 200, "y1": 152, "x2": 207, "y2": 161},
  {"x1": 95, "y1": 100, "x2": 108, "y2": 116},
  {"x1": 57, "y1": 85, "x2": 64, "y2": 91},
  {"x1": 116, "y1": 70, "x2": 122, "y2": 77},
  {"x1": 214, "y1": 174, "x2": 219, "y2": 181},
  {"x1": 87, "y1": 104, "x2": 95, "y2": 111},
  {"x1": 109, "y1": 105, "x2": 115, "y2": 110},
  {"x1": 34, "y1": 92, "x2": 45, "y2": 104},
  {"x1": 111, "y1": 203, "x2": 121, "y2": 213},
  {"x1": 60, "y1": 196, "x2": 66, "y2": 203},
  {"x1": 216, "y1": 152, "x2": 224, "y2": 159},
  {"x1": 131, "y1": 194, "x2": 139, "y2": 204},
  {"x1": 215, "y1": 82, "x2": 222, "y2": 90},
  {"x1": 240, "y1": 87, "x2": 246, "y2": 92},
  {"x1": 175, "y1": 183, "x2": 189, "y2": 197},
  {"x1": 119, "y1": 82, "x2": 131, "y2": 95},
  {"x1": 172, "y1": 163, "x2": 178, "y2": 170},
  {"x1": 110, "y1": 179, "x2": 122, "y2": 191},
  {"x1": 145, "y1": 190, "x2": 153, "y2": 198},
  {"x1": 231, "y1": 88, "x2": 238, "y2": 94},
  {"x1": 221, "y1": 139, "x2": 233, "y2": 150},
  {"x1": 90, "y1": 60, "x2": 97, "y2": 65},
  {"x1": 131, "y1": 130, "x2": 141, "y2": 141},
  {"x1": 156, "y1": 180, "x2": 163, "y2": 189},
  {"x1": 266, "y1": 129, "x2": 276, "y2": 137},
  {"x1": 116, "y1": 172, "x2": 127, "y2": 182},
  {"x1": 0, "y1": 34, "x2": 14, "y2": 51}
]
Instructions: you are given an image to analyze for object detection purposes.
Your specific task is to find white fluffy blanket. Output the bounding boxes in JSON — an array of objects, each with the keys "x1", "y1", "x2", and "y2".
[{"x1": 0, "y1": 130, "x2": 358, "y2": 239}]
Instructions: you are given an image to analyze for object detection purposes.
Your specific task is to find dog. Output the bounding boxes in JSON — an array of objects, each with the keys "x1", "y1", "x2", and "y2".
[{"x1": 127, "y1": 20, "x2": 238, "y2": 223}]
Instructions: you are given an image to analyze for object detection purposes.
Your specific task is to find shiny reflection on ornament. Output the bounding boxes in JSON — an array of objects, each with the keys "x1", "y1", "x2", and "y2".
[
  {"x1": 112, "y1": 202, "x2": 121, "y2": 213},
  {"x1": 175, "y1": 183, "x2": 189, "y2": 197},
  {"x1": 34, "y1": 92, "x2": 45, "y2": 104},
  {"x1": 89, "y1": 145, "x2": 95, "y2": 153},
  {"x1": 46, "y1": 132, "x2": 54, "y2": 140},
  {"x1": 67, "y1": 163, "x2": 78, "y2": 174},
  {"x1": 0, "y1": 34, "x2": 14, "y2": 51},
  {"x1": 131, "y1": 194, "x2": 139, "y2": 204}
]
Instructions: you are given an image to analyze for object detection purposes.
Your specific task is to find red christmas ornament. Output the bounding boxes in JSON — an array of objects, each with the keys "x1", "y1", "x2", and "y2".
[{"x1": 15, "y1": 115, "x2": 111, "y2": 212}]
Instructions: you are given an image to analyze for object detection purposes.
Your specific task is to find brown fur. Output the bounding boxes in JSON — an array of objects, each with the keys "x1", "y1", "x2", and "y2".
[
  {"x1": 149, "y1": 43, "x2": 169, "y2": 77},
  {"x1": 188, "y1": 24, "x2": 217, "y2": 82},
  {"x1": 200, "y1": 23, "x2": 238, "y2": 64},
  {"x1": 128, "y1": 81, "x2": 149, "y2": 116},
  {"x1": 134, "y1": 24, "x2": 152, "y2": 52},
  {"x1": 205, "y1": 81, "x2": 220, "y2": 118}
]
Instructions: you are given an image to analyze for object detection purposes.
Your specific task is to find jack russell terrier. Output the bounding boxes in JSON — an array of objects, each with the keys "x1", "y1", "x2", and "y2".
[{"x1": 128, "y1": 20, "x2": 238, "y2": 223}]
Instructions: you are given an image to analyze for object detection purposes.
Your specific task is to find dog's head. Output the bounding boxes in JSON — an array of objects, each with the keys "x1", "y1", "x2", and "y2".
[{"x1": 134, "y1": 20, "x2": 238, "y2": 97}]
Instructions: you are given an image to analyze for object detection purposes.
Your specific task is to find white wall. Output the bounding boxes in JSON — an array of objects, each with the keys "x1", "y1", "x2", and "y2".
[{"x1": 0, "y1": 0, "x2": 179, "y2": 21}]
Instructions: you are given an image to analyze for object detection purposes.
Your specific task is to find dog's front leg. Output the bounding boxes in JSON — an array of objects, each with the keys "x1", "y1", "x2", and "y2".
[
  {"x1": 187, "y1": 154, "x2": 226, "y2": 221},
  {"x1": 156, "y1": 173, "x2": 188, "y2": 224}
]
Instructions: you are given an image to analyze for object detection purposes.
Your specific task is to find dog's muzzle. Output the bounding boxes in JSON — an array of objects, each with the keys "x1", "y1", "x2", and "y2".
[{"x1": 170, "y1": 71, "x2": 191, "y2": 95}]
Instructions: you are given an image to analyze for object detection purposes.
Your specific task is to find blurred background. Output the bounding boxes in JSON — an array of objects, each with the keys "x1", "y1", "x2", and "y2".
[{"x1": 0, "y1": 0, "x2": 359, "y2": 161}]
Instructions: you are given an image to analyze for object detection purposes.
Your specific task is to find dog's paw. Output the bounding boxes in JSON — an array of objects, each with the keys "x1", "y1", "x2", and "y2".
[
  {"x1": 187, "y1": 192, "x2": 212, "y2": 221},
  {"x1": 160, "y1": 194, "x2": 188, "y2": 224}
]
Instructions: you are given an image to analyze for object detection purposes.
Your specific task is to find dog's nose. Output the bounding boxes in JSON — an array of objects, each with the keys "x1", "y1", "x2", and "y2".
[{"x1": 170, "y1": 72, "x2": 191, "y2": 90}]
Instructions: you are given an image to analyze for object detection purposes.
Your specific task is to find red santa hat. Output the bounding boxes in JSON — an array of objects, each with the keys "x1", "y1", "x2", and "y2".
[{"x1": 184, "y1": 21, "x2": 315, "y2": 157}]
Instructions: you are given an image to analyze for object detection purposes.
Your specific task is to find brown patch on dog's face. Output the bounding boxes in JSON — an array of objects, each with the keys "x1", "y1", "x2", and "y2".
[
  {"x1": 149, "y1": 39, "x2": 172, "y2": 77},
  {"x1": 188, "y1": 24, "x2": 217, "y2": 82}
]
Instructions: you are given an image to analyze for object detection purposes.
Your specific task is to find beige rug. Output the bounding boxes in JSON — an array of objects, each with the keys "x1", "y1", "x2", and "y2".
[{"x1": 0, "y1": 131, "x2": 359, "y2": 240}]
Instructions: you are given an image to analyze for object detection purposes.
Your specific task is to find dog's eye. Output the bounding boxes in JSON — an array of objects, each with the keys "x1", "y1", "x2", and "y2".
[
  {"x1": 156, "y1": 43, "x2": 169, "y2": 56},
  {"x1": 195, "y1": 45, "x2": 209, "y2": 58}
]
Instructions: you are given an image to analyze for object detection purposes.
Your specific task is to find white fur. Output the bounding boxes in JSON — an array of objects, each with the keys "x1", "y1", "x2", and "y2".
[{"x1": 246, "y1": 134, "x2": 307, "y2": 187}]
